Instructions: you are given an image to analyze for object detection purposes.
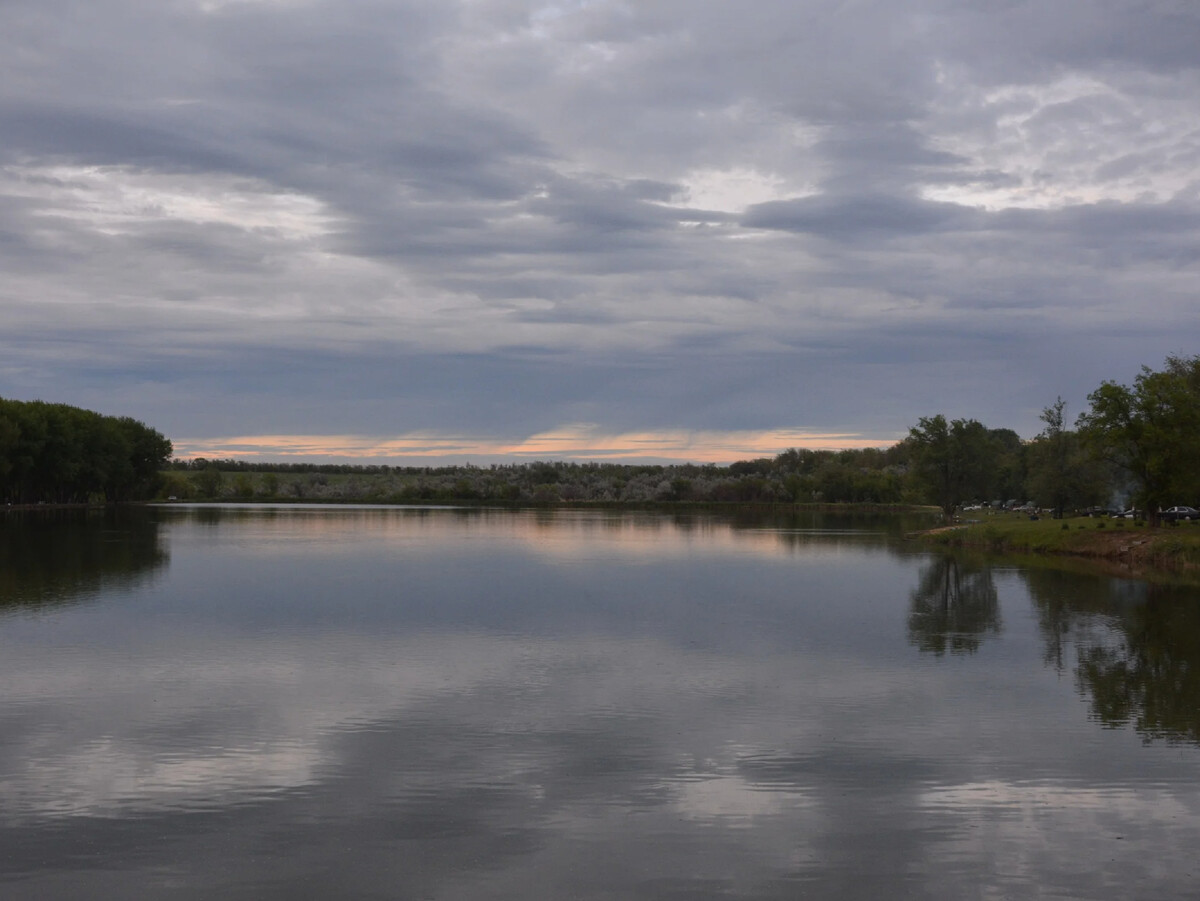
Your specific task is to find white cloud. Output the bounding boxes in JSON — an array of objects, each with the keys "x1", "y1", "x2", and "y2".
[
  {"x1": 5, "y1": 165, "x2": 334, "y2": 238},
  {"x1": 923, "y1": 71, "x2": 1200, "y2": 209}
]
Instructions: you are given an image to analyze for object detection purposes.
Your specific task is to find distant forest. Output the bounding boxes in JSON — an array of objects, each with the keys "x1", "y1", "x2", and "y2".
[
  {"x1": 5, "y1": 354, "x2": 1197, "y2": 519},
  {"x1": 166, "y1": 449, "x2": 917, "y2": 505},
  {"x1": 157, "y1": 433, "x2": 1094, "y2": 510}
]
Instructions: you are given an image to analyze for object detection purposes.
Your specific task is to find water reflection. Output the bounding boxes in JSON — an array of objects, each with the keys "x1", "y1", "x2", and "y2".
[
  {"x1": 149, "y1": 503, "x2": 926, "y2": 567},
  {"x1": 2, "y1": 507, "x2": 1200, "y2": 900},
  {"x1": 1024, "y1": 568, "x2": 1200, "y2": 745},
  {"x1": 906, "y1": 555, "x2": 1001, "y2": 655},
  {"x1": 0, "y1": 508, "x2": 167, "y2": 611}
]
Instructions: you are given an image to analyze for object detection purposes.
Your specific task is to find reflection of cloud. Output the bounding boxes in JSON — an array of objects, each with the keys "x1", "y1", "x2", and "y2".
[
  {"x1": 172, "y1": 426, "x2": 895, "y2": 464},
  {"x1": 0, "y1": 632, "x2": 518, "y2": 821},
  {"x1": 918, "y1": 780, "x2": 1200, "y2": 893},
  {"x1": 672, "y1": 771, "x2": 811, "y2": 824},
  {"x1": 9, "y1": 738, "x2": 319, "y2": 818},
  {"x1": 0, "y1": 623, "x2": 898, "y2": 825},
  {"x1": 922, "y1": 780, "x2": 1194, "y2": 817},
  {"x1": 4, "y1": 522, "x2": 1200, "y2": 896}
]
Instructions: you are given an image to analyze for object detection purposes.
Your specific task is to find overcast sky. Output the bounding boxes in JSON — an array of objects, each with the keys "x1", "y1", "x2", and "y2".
[{"x1": 2, "y1": 0, "x2": 1198, "y2": 462}]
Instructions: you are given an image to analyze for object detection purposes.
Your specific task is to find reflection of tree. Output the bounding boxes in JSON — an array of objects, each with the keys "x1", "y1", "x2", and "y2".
[
  {"x1": 907, "y1": 555, "x2": 1001, "y2": 655},
  {"x1": 1024, "y1": 570, "x2": 1200, "y2": 744},
  {"x1": 1019, "y1": 568, "x2": 1125, "y2": 671},
  {"x1": 0, "y1": 509, "x2": 167, "y2": 611}
]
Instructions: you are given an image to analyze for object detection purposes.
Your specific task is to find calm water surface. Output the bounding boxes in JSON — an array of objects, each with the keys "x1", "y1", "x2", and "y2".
[{"x1": 2, "y1": 505, "x2": 1199, "y2": 899}]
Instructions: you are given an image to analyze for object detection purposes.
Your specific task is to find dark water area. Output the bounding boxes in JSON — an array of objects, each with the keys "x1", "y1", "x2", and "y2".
[{"x1": 2, "y1": 505, "x2": 1199, "y2": 899}]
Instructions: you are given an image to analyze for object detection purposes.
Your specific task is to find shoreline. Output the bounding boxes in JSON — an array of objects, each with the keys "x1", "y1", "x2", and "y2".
[{"x1": 914, "y1": 516, "x2": 1200, "y2": 579}]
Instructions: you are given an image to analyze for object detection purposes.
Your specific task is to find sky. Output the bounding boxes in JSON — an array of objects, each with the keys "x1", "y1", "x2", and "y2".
[{"x1": 2, "y1": 0, "x2": 1198, "y2": 464}]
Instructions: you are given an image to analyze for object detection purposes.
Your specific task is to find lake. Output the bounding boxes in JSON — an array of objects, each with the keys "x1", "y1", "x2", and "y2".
[{"x1": 2, "y1": 505, "x2": 1199, "y2": 899}]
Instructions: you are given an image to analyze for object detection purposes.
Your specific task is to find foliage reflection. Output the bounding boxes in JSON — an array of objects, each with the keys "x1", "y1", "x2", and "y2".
[
  {"x1": 0, "y1": 509, "x2": 167, "y2": 610},
  {"x1": 1023, "y1": 569, "x2": 1200, "y2": 745},
  {"x1": 907, "y1": 555, "x2": 1001, "y2": 655}
]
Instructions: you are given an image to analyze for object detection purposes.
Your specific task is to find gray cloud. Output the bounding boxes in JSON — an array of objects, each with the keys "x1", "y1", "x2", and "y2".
[
  {"x1": 743, "y1": 193, "x2": 980, "y2": 239},
  {"x1": 1, "y1": 0, "x2": 1198, "y2": 455}
]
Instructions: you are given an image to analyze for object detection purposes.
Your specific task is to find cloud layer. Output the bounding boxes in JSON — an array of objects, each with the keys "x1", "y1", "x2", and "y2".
[{"x1": 2, "y1": 0, "x2": 1198, "y2": 459}]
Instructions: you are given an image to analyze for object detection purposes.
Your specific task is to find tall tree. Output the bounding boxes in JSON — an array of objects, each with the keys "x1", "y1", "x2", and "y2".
[
  {"x1": 1078, "y1": 355, "x2": 1200, "y2": 524},
  {"x1": 906, "y1": 415, "x2": 996, "y2": 522},
  {"x1": 987, "y1": 426, "x2": 1027, "y2": 503},
  {"x1": 1025, "y1": 397, "x2": 1106, "y2": 518}
]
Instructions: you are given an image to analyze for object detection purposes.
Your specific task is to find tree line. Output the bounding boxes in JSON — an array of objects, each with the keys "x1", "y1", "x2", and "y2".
[
  {"x1": 161, "y1": 434, "x2": 1035, "y2": 508},
  {"x1": 170, "y1": 356, "x2": 1197, "y2": 516},
  {"x1": 6, "y1": 354, "x2": 1195, "y2": 515},
  {"x1": 908, "y1": 354, "x2": 1200, "y2": 524},
  {"x1": 0, "y1": 398, "x2": 172, "y2": 504}
]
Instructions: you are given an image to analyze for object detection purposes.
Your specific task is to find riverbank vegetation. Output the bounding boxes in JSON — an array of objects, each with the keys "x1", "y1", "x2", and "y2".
[{"x1": 160, "y1": 454, "x2": 916, "y2": 505}]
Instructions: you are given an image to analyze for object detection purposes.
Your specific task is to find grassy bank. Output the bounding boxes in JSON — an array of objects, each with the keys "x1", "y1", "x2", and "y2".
[{"x1": 921, "y1": 512, "x2": 1200, "y2": 572}]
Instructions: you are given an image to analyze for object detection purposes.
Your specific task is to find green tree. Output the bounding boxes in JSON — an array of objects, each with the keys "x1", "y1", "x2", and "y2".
[
  {"x1": 0, "y1": 399, "x2": 170, "y2": 504},
  {"x1": 233, "y1": 473, "x2": 255, "y2": 499},
  {"x1": 906, "y1": 415, "x2": 997, "y2": 522},
  {"x1": 259, "y1": 472, "x2": 280, "y2": 498},
  {"x1": 1078, "y1": 355, "x2": 1200, "y2": 524},
  {"x1": 987, "y1": 427, "x2": 1027, "y2": 502},
  {"x1": 116, "y1": 417, "x2": 172, "y2": 501},
  {"x1": 159, "y1": 471, "x2": 192, "y2": 500},
  {"x1": 0, "y1": 411, "x2": 20, "y2": 499},
  {"x1": 1025, "y1": 398, "x2": 1106, "y2": 518},
  {"x1": 195, "y1": 465, "x2": 225, "y2": 499}
]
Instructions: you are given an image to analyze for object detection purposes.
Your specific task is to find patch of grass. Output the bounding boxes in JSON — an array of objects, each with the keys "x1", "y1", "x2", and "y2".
[{"x1": 920, "y1": 515, "x2": 1200, "y2": 572}]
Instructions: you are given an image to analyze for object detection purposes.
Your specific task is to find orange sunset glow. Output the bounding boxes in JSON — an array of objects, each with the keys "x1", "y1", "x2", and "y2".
[{"x1": 172, "y1": 426, "x2": 898, "y2": 465}]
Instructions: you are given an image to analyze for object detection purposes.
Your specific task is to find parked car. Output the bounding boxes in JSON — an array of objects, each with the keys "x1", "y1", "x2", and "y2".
[{"x1": 1162, "y1": 506, "x2": 1200, "y2": 521}]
